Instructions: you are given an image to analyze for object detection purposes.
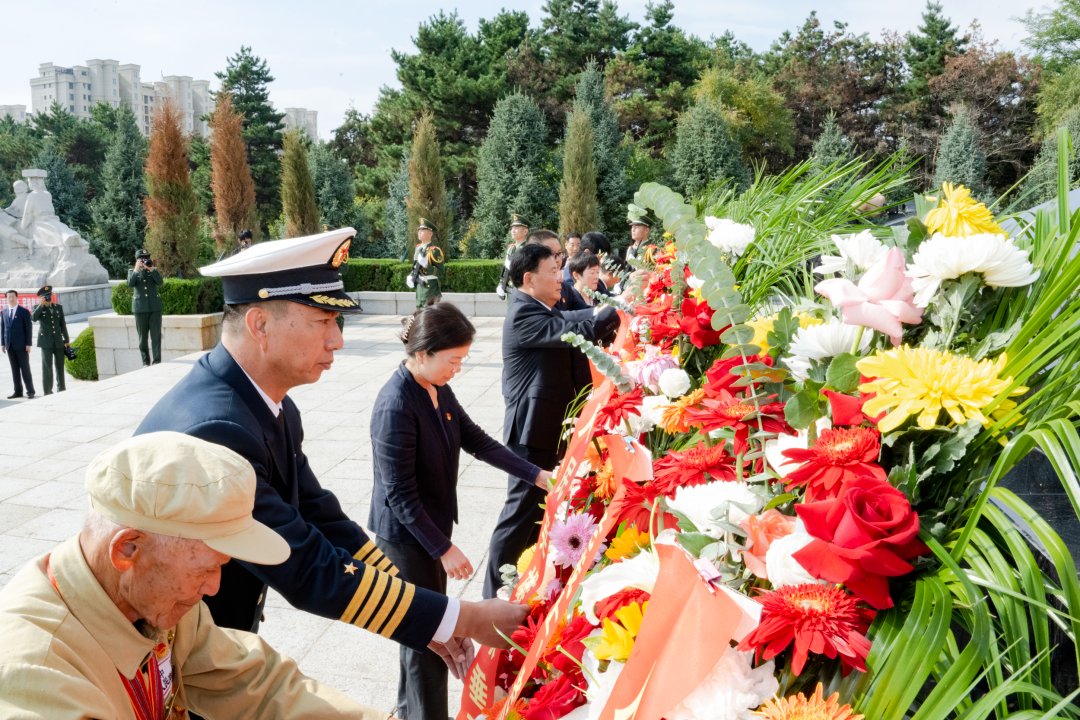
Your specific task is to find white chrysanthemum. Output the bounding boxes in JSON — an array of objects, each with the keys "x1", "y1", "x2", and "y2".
[
  {"x1": 816, "y1": 230, "x2": 890, "y2": 276},
  {"x1": 907, "y1": 232, "x2": 1041, "y2": 308},
  {"x1": 668, "y1": 480, "x2": 762, "y2": 538},
  {"x1": 764, "y1": 531, "x2": 824, "y2": 588},
  {"x1": 686, "y1": 273, "x2": 705, "y2": 290},
  {"x1": 705, "y1": 217, "x2": 756, "y2": 257},
  {"x1": 667, "y1": 648, "x2": 778, "y2": 720},
  {"x1": 659, "y1": 368, "x2": 691, "y2": 398},
  {"x1": 782, "y1": 318, "x2": 871, "y2": 381}
]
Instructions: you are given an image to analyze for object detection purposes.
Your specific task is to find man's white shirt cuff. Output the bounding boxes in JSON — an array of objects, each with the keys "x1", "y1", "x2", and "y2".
[{"x1": 432, "y1": 597, "x2": 460, "y2": 643}]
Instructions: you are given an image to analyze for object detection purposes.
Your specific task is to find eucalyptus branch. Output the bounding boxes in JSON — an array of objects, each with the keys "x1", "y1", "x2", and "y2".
[
  {"x1": 561, "y1": 332, "x2": 632, "y2": 392},
  {"x1": 580, "y1": 287, "x2": 636, "y2": 314}
]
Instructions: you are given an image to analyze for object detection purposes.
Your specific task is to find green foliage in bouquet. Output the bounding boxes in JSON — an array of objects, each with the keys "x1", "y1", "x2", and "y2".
[{"x1": 560, "y1": 332, "x2": 632, "y2": 392}]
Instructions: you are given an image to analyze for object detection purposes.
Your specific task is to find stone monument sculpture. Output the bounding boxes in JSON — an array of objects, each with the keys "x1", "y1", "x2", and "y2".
[{"x1": 0, "y1": 169, "x2": 109, "y2": 288}]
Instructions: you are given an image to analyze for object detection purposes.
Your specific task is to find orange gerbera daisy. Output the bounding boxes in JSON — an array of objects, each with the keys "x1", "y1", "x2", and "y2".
[
  {"x1": 484, "y1": 697, "x2": 529, "y2": 720},
  {"x1": 782, "y1": 427, "x2": 887, "y2": 501},
  {"x1": 755, "y1": 683, "x2": 863, "y2": 720},
  {"x1": 660, "y1": 388, "x2": 706, "y2": 433},
  {"x1": 593, "y1": 460, "x2": 618, "y2": 500}
]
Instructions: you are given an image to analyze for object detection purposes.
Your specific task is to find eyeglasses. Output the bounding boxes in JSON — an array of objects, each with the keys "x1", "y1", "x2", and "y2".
[{"x1": 432, "y1": 352, "x2": 470, "y2": 371}]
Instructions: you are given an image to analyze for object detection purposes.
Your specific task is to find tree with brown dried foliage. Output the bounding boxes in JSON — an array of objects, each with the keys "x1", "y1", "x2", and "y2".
[
  {"x1": 281, "y1": 129, "x2": 319, "y2": 238},
  {"x1": 143, "y1": 94, "x2": 199, "y2": 278},
  {"x1": 209, "y1": 93, "x2": 259, "y2": 254},
  {"x1": 406, "y1": 112, "x2": 451, "y2": 257}
]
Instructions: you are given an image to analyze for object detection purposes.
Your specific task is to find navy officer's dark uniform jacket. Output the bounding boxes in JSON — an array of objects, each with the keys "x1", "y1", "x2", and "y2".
[
  {"x1": 136, "y1": 344, "x2": 445, "y2": 651},
  {"x1": 369, "y1": 363, "x2": 539, "y2": 559}
]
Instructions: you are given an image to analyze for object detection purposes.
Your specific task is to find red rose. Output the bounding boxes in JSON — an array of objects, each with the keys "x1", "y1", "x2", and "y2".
[
  {"x1": 543, "y1": 615, "x2": 593, "y2": 677},
  {"x1": 524, "y1": 674, "x2": 585, "y2": 720},
  {"x1": 794, "y1": 476, "x2": 929, "y2": 609},
  {"x1": 704, "y1": 354, "x2": 773, "y2": 397},
  {"x1": 679, "y1": 297, "x2": 725, "y2": 348}
]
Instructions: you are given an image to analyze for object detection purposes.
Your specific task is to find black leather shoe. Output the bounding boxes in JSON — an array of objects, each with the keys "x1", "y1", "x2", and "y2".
[
  {"x1": 7, "y1": 393, "x2": 23, "y2": 399},
  {"x1": 26, "y1": 393, "x2": 35, "y2": 398}
]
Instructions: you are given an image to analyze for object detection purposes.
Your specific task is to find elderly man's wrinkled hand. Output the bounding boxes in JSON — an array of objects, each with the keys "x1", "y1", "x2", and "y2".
[{"x1": 455, "y1": 598, "x2": 529, "y2": 649}]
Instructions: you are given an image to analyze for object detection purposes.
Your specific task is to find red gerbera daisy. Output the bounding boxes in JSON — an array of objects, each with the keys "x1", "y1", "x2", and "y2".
[
  {"x1": 594, "y1": 587, "x2": 652, "y2": 622},
  {"x1": 509, "y1": 615, "x2": 542, "y2": 665},
  {"x1": 684, "y1": 388, "x2": 793, "y2": 456},
  {"x1": 782, "y1": 427, "x2": 887, "y2": 501},
  {"x1": 635, "y1": 294, "x2": 673, "y2": 318},
  {"x1": 612, "y1": 477, "x2": 676, "y2": 534},
  {"x1": 679, "y1": 296, "x2": 725, "y2": 348},
  {"x1": 703, "y1": 354, "x2": 774, "y2": 397},
  {"x1": 595, "y1": 386, "x2": 644, "y2": 433},
  {"x1": 738, "y1": 583, "x2": 876, "y2": 676},
  {"x1": 542, "y1": 615, "x2": 592, "y2": 679},
  {"x1": 652, "y1": 441, "x2": 736, "y2": 497}
]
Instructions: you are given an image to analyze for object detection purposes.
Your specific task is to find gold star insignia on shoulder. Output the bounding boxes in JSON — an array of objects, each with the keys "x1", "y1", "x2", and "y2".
[{"x1": 344, "y1": 562, "x2": 358, "y2": 575}]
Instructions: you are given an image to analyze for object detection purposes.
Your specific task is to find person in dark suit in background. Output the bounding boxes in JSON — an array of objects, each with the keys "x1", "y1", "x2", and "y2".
[
  {"x1": 484, "y1": 242, "x2": 621, "y2": 599},
  {"x1": 2, "y1": 290, "x2": 34, "y2": 399},
  {"x1": 370, "y1": 302, "x2": 552, "y2": 720},
  {"x1": 561, "y1": 231, "x2": 611, "y2": 289},
  {"x1": 524, "y1": 230, "x2": 587, "y2": 313}
]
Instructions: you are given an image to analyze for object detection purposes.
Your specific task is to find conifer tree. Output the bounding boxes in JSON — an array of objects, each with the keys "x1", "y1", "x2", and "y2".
[
  {"x1": 89, "y1": 106, "x2": 146, "y2": 277},
  {"x1": 143, "y1": 95, "x2": 199, "y2": 278},
  {"x1": 670, "y1": 99, "x2": 750, "y2": 198},
  {"x1": 280, "y1": 129, "x2": 319, "y2": 238},
  {"x1": 406, "y1": 112, "x2": 452, "y2": 258},
  {"x1": 573, "y1": 59, "x2": 628, "y2": 236},
  {"x1": 932, "y1": 106, "x2": 991, "y2": 200},
  {"x1": 214, "y1": 46, "x2": 286, "y2": 223},
  {"x1": 559, "y1": 109, "x2": 598, "y2": 237},
  {"x1": 308, "y1": 142, "x2": 356, "y2": 232},
  {"x1": 1023, "y1": 105, "x2": 1080, "y2": 205},
  {"x1": 811, "y1": 112, "x2": 853, "y2": 172},
  {"x1": 31, "y1": 143, "x2": 91, "y2": 233},
  {"x1": 473, "y1": 92, "x2": 555, "y2": 257},
  {"x1": 904, "y1": 1, "x2": 968, "y2": 111},
  {"x1": 384, "y1": 150, "x2": 411, "y2": 260},
  {"x1": 208, "y1": 93, "x2": 259, "y2": 254}
]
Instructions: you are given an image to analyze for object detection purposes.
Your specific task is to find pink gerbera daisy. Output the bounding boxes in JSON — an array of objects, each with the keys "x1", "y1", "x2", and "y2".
[{"x1": 549, "y1": 512, "x2": 605, "y2": 569}]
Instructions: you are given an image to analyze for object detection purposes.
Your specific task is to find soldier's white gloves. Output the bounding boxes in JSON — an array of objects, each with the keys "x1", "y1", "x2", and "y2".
[
  {"x1": 407, "y1": 275, "x2": 416, "y2": 289},
  {"x1": 495, "y1": 284, "x2": 506, "y2": 300}
]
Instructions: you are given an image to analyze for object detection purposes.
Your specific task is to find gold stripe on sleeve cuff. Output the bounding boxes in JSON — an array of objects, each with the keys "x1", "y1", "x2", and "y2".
[
  {"x1": 369, "y1": 577, "x2": 404, "y2": 634},
  {"x1": 339, "y1": 568, "x2": 376, "y2": 624},
  {"x1": 379, "y1": 583, "x2": 414, "y2": 638},
  {"x1": 352, "y1": 573, "x2": 390, "y2": 630},
  {"x1": 353, "y1": 541, "x2": 377, "y2": 564}
]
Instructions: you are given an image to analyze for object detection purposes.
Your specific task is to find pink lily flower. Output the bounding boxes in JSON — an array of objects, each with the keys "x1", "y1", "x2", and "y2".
[{"x1": 815, "y1": 247, "x2": 923, "y2": 346}]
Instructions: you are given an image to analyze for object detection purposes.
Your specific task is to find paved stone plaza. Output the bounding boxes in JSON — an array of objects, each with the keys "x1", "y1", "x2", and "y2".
[{"x1": 0, "y1": 314, "x2": 511, "y2": 715}]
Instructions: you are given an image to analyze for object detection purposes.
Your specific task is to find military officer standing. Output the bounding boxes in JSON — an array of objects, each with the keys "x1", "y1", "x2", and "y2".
[
  {"x1": 495, "y1": 214, "x2": 529, "y2": 302},
  {"x1": 406, "y1": 219, "x2": 445, "y2": 309},
  {"x1": 128, "y1": 249, "x2": 164, "y2": 366},
  {"x1": 626, "y1": 210, "x2": 656, "y2": 263},
  {"x1": 30, "y1": 286, "x2": 69, "y2": 395}
]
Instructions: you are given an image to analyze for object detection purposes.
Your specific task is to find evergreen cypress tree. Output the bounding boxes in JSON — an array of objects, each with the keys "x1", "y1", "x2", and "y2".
[
  {"x1": 904, "y1": 2, "x2": 967, "y2": 112},
  {"x1": 280, "y1": 130, "x2": 319, "y2": 238},
  {"x1": 932, "y1": 106, "x2": 991, "y2": 200},
  {"x1": 30, "y1": 143, "x2": 91, "y2": 234},
  {"x1": 811, "y1": 112, "x2": 853, "y2": 172},
  {"x1": 670, "y1": 99, "x2": 750, "y2": 198},
  {"x1": 214, "y1": 46, "x2": 286, "y2": 224},
  {"x1": 1023, "y1": 105, "x2": 1080, "y2": 205},
  {"x1": 406, "y1": 112, "x2": 452, "y2": 259},
  {"x1": 473, "y1": 92, "x2": 555, "y2": 258},
  {"x1": 559, "y1": 109, "x2": 598, "y2": 237},
  {"x1": 89, "y1": 106, "x2": 146, "y2": 277},
  {"x1": 573, "y1": 60, "x2": 629, "y2": 236},
  {"x1": 143, "y1": 95, "x2": 199, "y2": 278},
  {"x1": 208, "y1": 93, "x2": 259, "y2": 254},
  {"x1": 384, "y1": 151, "x2": 411, "y2": 261},
  {"x1": 308, "y1": 142, "x2": 356, "y2": 231}
]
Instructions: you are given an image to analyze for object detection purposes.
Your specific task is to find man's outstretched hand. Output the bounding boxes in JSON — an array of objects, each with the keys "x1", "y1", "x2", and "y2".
[
  {"x1": 429, "y1": 636, "x2": 476, "y2": 680},
  {"x1": 454, "y1": 598, "x2": 529, "y2": 649}
]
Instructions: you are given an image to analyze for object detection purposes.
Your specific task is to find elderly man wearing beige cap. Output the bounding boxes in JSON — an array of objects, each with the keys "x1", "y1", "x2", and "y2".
[{"x1": 0, "y1": 432, "x2": 390, "y2": 720}]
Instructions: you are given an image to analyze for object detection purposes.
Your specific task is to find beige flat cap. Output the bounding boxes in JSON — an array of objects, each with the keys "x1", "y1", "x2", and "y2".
[{"x1": 85, "y1": 432, "x2": 289, "y2": 565}]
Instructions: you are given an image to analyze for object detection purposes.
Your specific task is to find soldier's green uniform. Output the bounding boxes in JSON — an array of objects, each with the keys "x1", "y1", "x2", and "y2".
[
  {"x1": 409, "y1": 219, "x2": 445, "y2": 309},
  {"x1": 127, "y1": 249, "x2": 164, "y2": 366},
  {"x1": 29, "y1": 286, "x2": 69, "y2": 395},
  {"x1": 626, "y1": 209, "x2": 657, "y2": 263},
  {"x1": 496, "y1": 214, "x2": 529, "y2": 305}
]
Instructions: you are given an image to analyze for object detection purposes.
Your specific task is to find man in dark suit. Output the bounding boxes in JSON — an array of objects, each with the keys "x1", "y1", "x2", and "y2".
[
  {"x1": 484, "y1": 242, "x2": 621, "y2": 598},
  {"x1": 136, "y1": 228, "x2": 524, "y2": 676},
  {"x1": 2, "y1": 290, "x2": 34, "y2": 399}
]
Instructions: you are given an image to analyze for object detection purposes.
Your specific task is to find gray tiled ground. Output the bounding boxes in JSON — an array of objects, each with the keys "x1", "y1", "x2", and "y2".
[{"x1": 0, "y1": 314, "x2": 511, "y2": 716}]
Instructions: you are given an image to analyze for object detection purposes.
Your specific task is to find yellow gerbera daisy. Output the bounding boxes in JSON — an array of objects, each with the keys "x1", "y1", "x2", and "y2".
[
  {"x1": 856, "y1": 347, "x2": 1026, "y2": 433},
  {"x1": 593, "y1": 601, "x2": 647, "y2": 662},
  {"x1": 614, "y1": 600, "x2": 647, "y2": 635},
  {"x1": 754, "y1": 683, "x2": 863, "y2": 720},
  {"x1": 605, "y1": 527, "x2": 651, "y2": 561},
  {"x1": 744, "y1": 312, "x2": 823, "y2": 352},
  {"x1": 516, "y1": 544, "x2": 536, "y2": 575},
  {"x1": 924, "y1": 182, "x2": 1004, "y2": 237}
]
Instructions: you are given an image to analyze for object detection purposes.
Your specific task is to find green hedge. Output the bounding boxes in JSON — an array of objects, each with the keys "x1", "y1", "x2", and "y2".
[
  {"x1": 111, "y1": 277, "x2": 224, "y2": 315},
  {"x1": 65, "y1": 328, "x2": 97, "y2": 381},
  {"x1": 341, "y1": 259, "x2": 503, "y2": 293}
]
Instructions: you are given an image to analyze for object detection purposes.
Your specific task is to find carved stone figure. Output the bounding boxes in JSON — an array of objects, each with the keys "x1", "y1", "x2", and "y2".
[{"x1": 0, "y1": 169, "x2": 108, "y2": 288}]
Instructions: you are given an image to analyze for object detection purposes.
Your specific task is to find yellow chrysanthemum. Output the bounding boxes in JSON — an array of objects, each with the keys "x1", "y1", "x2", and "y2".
[
  {"x1": 593, "y1": 601, "x2": 647, "y2": 662},
  {"x1": 924, "y1": 182, "x2": 1004, "y2": 238},
  {"x1": 594, "y1": 460, "x2": 618, "y2": 501},
  {"x1": 605, "y1": 527, "x2": 651, "y2": 561},
  {"x1": 754, "y1": 683, "x2": 863, "y2": 720},
  {"x1": 856, "y1": 347, "x2": 1026, "y2": 433},
  {"x1": 744, "y1": 312, "x2": 823, "y2": 352},
  {"x1": 516, "y1": 544, "x2": 536, "y2": 575}
]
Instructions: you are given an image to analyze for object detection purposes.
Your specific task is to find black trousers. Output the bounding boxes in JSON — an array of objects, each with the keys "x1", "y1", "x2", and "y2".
[
  {"x1": 6, "y1": 345, "x2": 34, "y2": 396},
  {"x1": 376, "y1": 536, "x2": 448, "y2": 720},
  {"x1": 484, "y1": 444, "x2": 560, "y2": 599}
]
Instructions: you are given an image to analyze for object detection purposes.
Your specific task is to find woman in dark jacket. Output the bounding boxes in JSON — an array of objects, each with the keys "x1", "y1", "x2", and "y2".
[{"x1": 369, "y1": 302, "x2": 550, "y2": 720}]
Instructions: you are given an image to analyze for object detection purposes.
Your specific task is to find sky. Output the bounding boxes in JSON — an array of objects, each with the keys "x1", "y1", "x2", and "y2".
[{"x1": 0, "y1": 0, "x2": 1046, "y2": 140}]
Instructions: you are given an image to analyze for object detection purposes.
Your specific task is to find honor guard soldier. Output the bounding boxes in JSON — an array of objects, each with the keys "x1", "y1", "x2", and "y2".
[
  {"x1": 135, "y1": 228, "x2": 525, "y2": 671},
  {"x1": 128, "y1": 249, "x2": 164, "y2": 366},
  {"x1": 495, "y1": 214, "x2": 529, "y2": 302},
  {"x1": 406, "y1": 218, "x2": 445, "y2": 308},
  {"x1": 626, "y1": 209, "x2": 657, "y2": 263},
  {"x1": 30, "y1": 286, "x2": 69, "y2": 395}
]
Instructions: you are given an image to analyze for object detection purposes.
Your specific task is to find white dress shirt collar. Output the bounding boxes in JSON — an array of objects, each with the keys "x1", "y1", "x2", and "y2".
[{"x1": 238, "y1": 364, "x2": 284, "y2": 418}]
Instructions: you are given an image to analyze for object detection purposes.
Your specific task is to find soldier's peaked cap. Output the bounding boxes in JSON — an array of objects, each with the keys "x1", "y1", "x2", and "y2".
[
  {"x1": 37, "y1": 286, "x2": 52, "y2": 298},
  {"x1": 199, "y1": 227, "x2": 361, "y2": 313},
  {"x1": 418, "y1": 218, "x2": 437, "y2": 232},
  {"x1": 135, "y1": 249, "x2": 151, "y2": 259},
  {"x1": 510, "y1": 214, "x2": 529, "y2": 227}
]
